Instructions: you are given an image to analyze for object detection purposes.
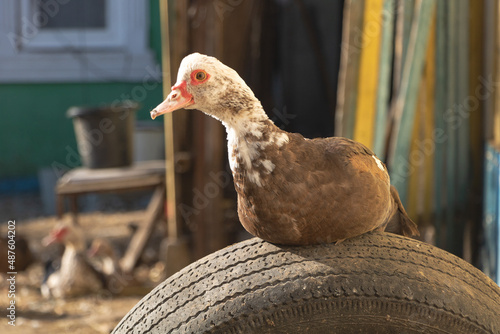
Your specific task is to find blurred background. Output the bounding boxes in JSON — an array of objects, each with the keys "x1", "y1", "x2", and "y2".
[{"x1": 0, "y1": 0, "x2": 500, "y2": 331}]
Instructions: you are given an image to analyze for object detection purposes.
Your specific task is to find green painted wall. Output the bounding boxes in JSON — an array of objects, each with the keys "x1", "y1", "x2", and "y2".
[{"x1": 0, "y1": 0, "x2": 163, "y2": 180}]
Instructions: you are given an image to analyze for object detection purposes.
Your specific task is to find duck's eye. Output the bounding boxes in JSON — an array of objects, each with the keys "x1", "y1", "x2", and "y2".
[
  {"x1": 191, "y1": 70, "x2": 210, "y2": 85},
  {"x1": 195, "y1": 71, "x2": 206, "y2": 81}
]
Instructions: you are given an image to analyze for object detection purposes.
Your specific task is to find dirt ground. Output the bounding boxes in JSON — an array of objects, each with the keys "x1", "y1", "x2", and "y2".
[{"x1": 0, "y1": 208, "x2": 167, "y2": 334}]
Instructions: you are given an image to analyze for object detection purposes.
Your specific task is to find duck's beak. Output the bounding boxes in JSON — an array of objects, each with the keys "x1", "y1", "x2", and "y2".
[
  {"x1": 42, "y1": 234, "x2": 58, "y2": 246},
  {"x1": 151, "y1": 81, "x2": 194, "y2": 119},
  {"x1": 87, "y1": 244, "x2": 98, "y2": 258},
  {"x1": 42, "y1": 226, "x2": 68, "y2": 246}
]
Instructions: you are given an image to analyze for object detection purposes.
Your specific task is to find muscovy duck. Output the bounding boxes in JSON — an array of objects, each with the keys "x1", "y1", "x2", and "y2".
[
  {"x1": 41, "y1": 222, "x2": 104, "y2": 298},
  {"x1": 151, "y1": 53, "x2": 419, "y2": 245},
  {"x1": 88, "y1": 238, "x2": 130, "y2": 294}
]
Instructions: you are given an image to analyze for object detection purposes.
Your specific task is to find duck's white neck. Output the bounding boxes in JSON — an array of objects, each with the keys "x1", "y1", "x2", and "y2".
[
  {"x1": 223, "y1": 108, "x2": 288, "y2": 187},
  {"x1": 223, "y1": 111, "x2": 269, "y2": 138},
  {"x1": 60, "y1": 244, "x2": 81, "y2": 274}
]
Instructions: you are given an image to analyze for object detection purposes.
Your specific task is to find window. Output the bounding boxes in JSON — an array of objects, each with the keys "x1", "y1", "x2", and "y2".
[
  {"x1": 0, "y1": 0, "x2": 160, "y2": 82},
  {"x1": 40, "y1": 0, "x2": 106, "y2": 29}
]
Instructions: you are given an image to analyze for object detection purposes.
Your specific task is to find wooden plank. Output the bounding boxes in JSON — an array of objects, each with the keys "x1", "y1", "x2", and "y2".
[
  {"x1": 422, "y1": 15, "x2": 436, "y2": 227},
  {"x1": 57, "y1": 174, "x2": 164, "y2": 194},
  {"x1": 335, "y1": 0, "x2": 366, "y2": 138},
  {"x1": 334, "y1": 0, "x2": 352, "y2": 137},
  {"x1": 456, "y1": 0, "x2": 470, "y2": 207},
  {"x1": 189, "y1": 0, "x2": 259, "y2": 257},
  {"x1": 385, "y1": 0, "x2": 414, "y2": 162},
  {"x1": 468, "y1": 0, "x2": 484, "y2": 174},
  {"x1": 373, "y1": 0, "x2": 396, "y2": 157},
  {"x1": 468, "y1": 1, "x2": 485, "y2": 165},
  {"x1": 407, "y1": 82, "x2": 424, "y2": 220},
  {"x1": 483, "y1": 0, "x2": 496, "y2": 142},
  {"x1": 354, "y1": 0, "x2": 384, "y2": 149},
  {"x1": 388, "y1": 0, "x2": 436, "y2": 206},
  {"x1": 159, "y1": 0, "x2": 179, "y2": 240},
  {"x1": 56, "y1": 161, "x2": 166, "y2": 194},
  {"x1": 495, "y1": 1, "x2": 500, "y2": 284},
  {"x1": 392, "y1": 0, "x2": 415, "y2": 96},
  {"x1": 466, "y1": 0, "x2": 485, "y2": 264},
  {"x1": 455, "y1": 0, "x2": 470, "y2": 257},
  {"x1": 495, "y1": 1, "x2": 500, "y2": 148},
  {"x1": 445, "y1": 0, "x2": 458, "y2": 254},
  {"x1": 120, "y1": 184, "x2": 166, "y2": 273},
  {"x1": 482, "y1": 143, "x2": 499, "y2": 282},
  {"x1": 497, "y1": 150, "x2": 500, "y2": 283},
  {"x1": 433, "y1": 0, "x2": 447, "y2": 247},
  {"x1": 171, "y1": 0, "x2": 193, "y2": 242},
  {"x1": 407, "y1": 10, "x2": 435, "y2": 224}
]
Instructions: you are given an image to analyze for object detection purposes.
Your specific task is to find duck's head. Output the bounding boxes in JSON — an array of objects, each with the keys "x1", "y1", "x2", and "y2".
[
  {"x1": 42, "y1": 222, "x2": 85, "y2": 251},
  {"x1": 87, "y1": 238, "x2": 115, "y2": 259},
  {"x1": 151, "y1": 53, "x2": 265, "y2": 125},
  {"x1": 42, "y1": 225, "x2": 69, "y2": 246}
]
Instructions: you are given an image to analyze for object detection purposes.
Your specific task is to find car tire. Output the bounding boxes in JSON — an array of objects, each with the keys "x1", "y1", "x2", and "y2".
[{"x1": 113, "y1": 232, "x2": 500, "y2": 334}]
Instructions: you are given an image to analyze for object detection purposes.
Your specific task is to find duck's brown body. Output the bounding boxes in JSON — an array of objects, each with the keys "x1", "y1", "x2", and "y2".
[
  {"x1": 151, "y1": 52, "x2": 419, "y2": 245},
  {"x1": 229, "y1": 119, "x2": 416, "y2": 245}
]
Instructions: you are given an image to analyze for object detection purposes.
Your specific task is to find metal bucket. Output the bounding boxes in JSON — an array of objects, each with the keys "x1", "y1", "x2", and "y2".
[{"x1": 67, "y1": 102, "x2": 139, "y2": 169}]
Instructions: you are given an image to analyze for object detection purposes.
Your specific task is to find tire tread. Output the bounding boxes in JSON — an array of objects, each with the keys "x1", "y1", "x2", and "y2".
[{"x1": 113, "y1": 233, "x2": 500, "y2": 334}]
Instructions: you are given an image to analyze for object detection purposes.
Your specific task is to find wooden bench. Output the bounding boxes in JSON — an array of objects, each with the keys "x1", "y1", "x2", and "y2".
[{"x1": 56, "y1": 160, "x2": 166, "y2": 273}]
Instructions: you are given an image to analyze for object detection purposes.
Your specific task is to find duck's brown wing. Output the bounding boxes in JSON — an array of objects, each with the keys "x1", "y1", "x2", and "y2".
[
  {"x1": 249, "y1": 135, "x2": 392, "y2": 243},
  {"x1": 321, "y1": 137, "x2": 419, "y2": 237}
]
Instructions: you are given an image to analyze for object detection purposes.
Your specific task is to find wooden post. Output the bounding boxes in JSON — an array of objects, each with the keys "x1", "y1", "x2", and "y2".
[
  {"x1": 388, "y1": 0, "x2": 436, "y2": 206},
  {"x1": 159, "y1": 0, "x2": 178, "y2": 240},
  {"x1": 373, "y1": 0, "x2": 396, "y2": 158},
  {"x1": 392, "y1": 0, "x2": 415, "y2": 98},
  {"x1": 335, "y1": 0, "x2": 365, "y2": 138},
  {"x1": 495, "y1": 1, "x2": 500, "y2": 148},
  {"x1": 188, "y1": 1, "x2": 228, "y2": 259},
  {"x1": 466, "y1": 0, "x2": 485, "y2": 264},
  {"x1": 433, "y1": 0, "x2": 446, "y2": 247},
  {"x1": 353, "y1": 0, "x2": 384, "y2": 149},
  {"x1": 454, "y1": 0, "x2": 470, "y2": 258},
  {"x1": 422, "y1": 15, "x2": 436, "y2": 233},
  {"x1": 156, "y1": 0, "x2": 194, "y2": 277},
  {"x1": 120, "y1": 185, "x2": 165, "y2": 273},
  {"x1": 483, "y1": 143, "x2": 499, "y2": 283},
  {"x1": 444, "y1": 0, "x2": 458, "y2": 254}
]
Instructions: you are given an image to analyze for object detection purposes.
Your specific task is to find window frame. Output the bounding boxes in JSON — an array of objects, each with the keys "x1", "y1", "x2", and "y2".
[
  {"x1": 21, "y1": 0, "x2": 125, "y2": 51},
  {"x1": 0, "y1": 0, "x2": 160, "y2": 83}
]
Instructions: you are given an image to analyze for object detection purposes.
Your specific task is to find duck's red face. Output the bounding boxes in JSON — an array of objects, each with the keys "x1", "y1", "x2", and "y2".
[
  {"x1": 150, "y1": 52, "x2": 254, "y2": 123},
  {"x1": 42, "y1": 226, "x2": 69, "y2": 246},
  {"x1": 151, "y1": 69, "x2": 212, "y2": 119}
]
